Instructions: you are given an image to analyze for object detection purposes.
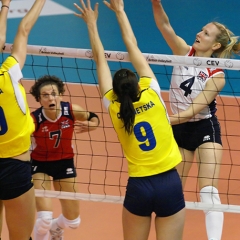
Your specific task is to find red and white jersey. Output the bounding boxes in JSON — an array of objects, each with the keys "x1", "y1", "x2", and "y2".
[
  {"x1": 31, "y1": 101, "x2": 75, "y2": 161},
  {"x1": 170, "y1": 47, "x2": 224, "y2": 121}
]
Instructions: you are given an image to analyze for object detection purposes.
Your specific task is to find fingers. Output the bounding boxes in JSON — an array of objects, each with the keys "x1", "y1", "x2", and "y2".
[
  {"x1": 94, "y1": 2, "x2": 99, "y2": 12},
  {"x1": 73, "y1": 1, "x2": 87, "y2": 19},
  {"x1": 151, "y1": 0, "x2": 161, "y2": 4},
  {"x1": 73, "y1": 0, "x2": 88, "y2": 14},
  {"x1": 73, "y1": 2, "x2": 84, "y2": 17},
  {"x1": 87, "y1": 0, "x2": 91, "y2": 9},
  {"x1": 80, "y1": 0, "x2": 87, "y2": 10},
  {"x1": 103, "y1": 0, "x2": 111, "y2": 9},
  {"x1": 103, "y1": 0, "x2": 124, "y2": 12},
  {"x1": 74, "y1": 122, "x2": 91, "y2": 134},
  {"x1": 74, "y1": 0, "x2": 97, "y2": 19}
]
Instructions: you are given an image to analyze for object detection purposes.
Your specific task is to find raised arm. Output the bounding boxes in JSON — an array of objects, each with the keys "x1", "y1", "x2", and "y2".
[
  {"x1": 0, "y1": 0, "x2": 11, "y2": 51},
  {"x1": 11, "y1": 0, "x2": 46, "y2": 69},
  {"x1": 74, "y1": 0, "x2": 112, "y2": 97},
  {"x1": 151, "y1": 0, "x2": 189, "y2": 55},
  {"x1": 104, "y1": 0, "x2": 156, "y2": 79}
]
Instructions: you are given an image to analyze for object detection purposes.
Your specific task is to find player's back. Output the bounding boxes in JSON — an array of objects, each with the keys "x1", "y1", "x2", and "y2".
[{"x1": 104, "y1": 77, "x2": 182, "y2": 177}]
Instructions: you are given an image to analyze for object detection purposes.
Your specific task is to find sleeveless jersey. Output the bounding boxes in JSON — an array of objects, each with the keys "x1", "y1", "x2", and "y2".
[
  {"x1": 31, "y1": 101, "x2": 75, "y2": 161},
  {"x1": 170, "y1": 47, "x2": 224, "y2": 121},
  {"x1": 0, "y1": 56, "x2": 34, "y2": 158},
  {"x1": 103, "y1": 77, "x2": 181, "y2": 177}
]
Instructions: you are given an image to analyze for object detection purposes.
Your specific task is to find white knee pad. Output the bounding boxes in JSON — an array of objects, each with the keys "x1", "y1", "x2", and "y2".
[
  {"x1": 200, "y1": 186, "x2": 221, "y2": 213},
  {"x1": 68, "y1": 216, "x2": 81, "y2": 229},
  {"x1": 58, "y1": 214, "x2": 81, "y2": 229},
  {"x1": 35, "y1": 211, "x2": 53, "y2": 235}
]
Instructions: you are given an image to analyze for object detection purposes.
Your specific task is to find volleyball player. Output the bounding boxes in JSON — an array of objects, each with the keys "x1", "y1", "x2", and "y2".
[
  {"x1": 0, "y1": 0, "x2": 46, "y2": 239},
  {"x1": 0, "y1": 1, "x2": 11, "y2": 238},
  {"x1": 74, "y1": 0, "x2": 185, "y2": 239},
  {"x1": 151, "y1": 1, "x2": 240, "y2": 240},
  {"x1": 0, "y1": 2, "x2": 11, "y2": 238},
  {"x1": 29, "y1": 75, "x2": 99, "y2": 240}
]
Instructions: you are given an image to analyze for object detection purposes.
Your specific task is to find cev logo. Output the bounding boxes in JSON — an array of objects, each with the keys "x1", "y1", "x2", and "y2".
[
  {"x1": 206, "y1": 60, "x2": 219, "y2": 66},
  {"x1": 8, "y1": 0, "x2": 73, "y2": 19}
]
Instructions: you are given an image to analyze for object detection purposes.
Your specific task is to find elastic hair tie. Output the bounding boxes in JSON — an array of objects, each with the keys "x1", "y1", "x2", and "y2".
[{"x1": 1, "y1": 5, "x2": 9, "y2": 9}]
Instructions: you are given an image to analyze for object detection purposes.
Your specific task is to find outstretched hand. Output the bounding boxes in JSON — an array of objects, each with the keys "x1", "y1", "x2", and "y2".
[
  {"x1": 74, "y1": 0, "x2": 98, "y2": 23},
  {"x1": 103, "y1": 0, "x2": 124, "y2": 12}
]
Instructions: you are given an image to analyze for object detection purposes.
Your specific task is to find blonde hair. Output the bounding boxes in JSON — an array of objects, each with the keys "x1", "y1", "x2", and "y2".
[{"x1": 212, "y1": 22, "x2": 240, "y2": 58}]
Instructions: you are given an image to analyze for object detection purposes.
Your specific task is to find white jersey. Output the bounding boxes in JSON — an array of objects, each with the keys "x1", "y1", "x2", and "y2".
[{"x1": 170, "y1": 47, "x2": 224, "y2": 122}]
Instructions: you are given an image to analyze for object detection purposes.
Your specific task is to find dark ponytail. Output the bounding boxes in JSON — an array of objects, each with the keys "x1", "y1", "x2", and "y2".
[{"x1": 113, "y1": 69, "x2": 139, "y2": 135}]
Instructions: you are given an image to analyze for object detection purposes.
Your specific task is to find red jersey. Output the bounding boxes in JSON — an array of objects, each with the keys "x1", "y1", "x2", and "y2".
[{"x1": 31, "y1": 101, "x2": 75, "y2": 161}]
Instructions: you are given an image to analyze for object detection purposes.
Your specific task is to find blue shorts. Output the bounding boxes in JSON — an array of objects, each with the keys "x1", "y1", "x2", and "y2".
[
  {"x1": 0, "y1": 158, "x2": 33, "y2": 200},
  {"x1": 172, "y1": 115, "x2": 222, "y2": 151},
  {"x1": 31, "y1": 158, "x2": 77, "y2": 180},
  {"x1": 123, "y1": 169, "x2": 185, "y2": 217}
]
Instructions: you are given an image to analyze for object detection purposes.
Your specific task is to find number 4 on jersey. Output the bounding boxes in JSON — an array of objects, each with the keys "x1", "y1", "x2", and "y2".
[{"x1": 180, "y1": 77, "x2": 195, "y2": 97}]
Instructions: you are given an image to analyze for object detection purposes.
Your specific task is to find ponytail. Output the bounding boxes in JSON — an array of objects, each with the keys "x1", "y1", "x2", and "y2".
[
  {"x1": 213, "y1": 22, "x2": 240, "y2": 58},
  {"x1": 113, "y1": 69, "x2": 139, "y2": 135}
]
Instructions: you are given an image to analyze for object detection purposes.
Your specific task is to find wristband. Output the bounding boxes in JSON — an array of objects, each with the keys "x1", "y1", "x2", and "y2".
[
  {"x1": 1, "y1": 5, "x2": 9, "y2": 9},
  {"x1": 88, "y1": 112, "x2": 100, "y2": 124}
]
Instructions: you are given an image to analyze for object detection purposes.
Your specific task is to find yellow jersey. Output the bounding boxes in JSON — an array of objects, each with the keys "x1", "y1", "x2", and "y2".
[
  {"x1": 0, "y1": 56, "x2": 34, "y2": 158},
  {"x1": 103, "y1": 77, "x2": 181, "y2": 177}
]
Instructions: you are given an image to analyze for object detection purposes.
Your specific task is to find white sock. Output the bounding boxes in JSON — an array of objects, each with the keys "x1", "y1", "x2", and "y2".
[
  {"x1": 51, "y1": 218, "x2": 64, "y2": 232},
  {"x1": 51, "y1": 214, "x2": 81, "y2": 231}
]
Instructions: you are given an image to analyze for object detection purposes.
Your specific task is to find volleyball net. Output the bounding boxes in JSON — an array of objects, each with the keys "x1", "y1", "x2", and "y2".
[{"x1": 3, "y1": 43, "x2": 240, "y2": 213}]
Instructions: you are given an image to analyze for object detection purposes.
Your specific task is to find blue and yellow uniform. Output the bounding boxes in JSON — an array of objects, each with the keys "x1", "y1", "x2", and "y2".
[
  {"x1": 0, "y1": 56, "x2": 34, "y2": 200},
  {"x1": 0, "y1": 56, "x2": 34, "y2": 158},
  {"x1": 103, "y1": 76, "x2": 184, "y2": 217},
  {"x1": 103, "y1": 76, "x2": 181, "y2": 177}
]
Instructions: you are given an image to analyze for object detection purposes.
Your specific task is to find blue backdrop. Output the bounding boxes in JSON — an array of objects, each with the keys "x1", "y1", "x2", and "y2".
[{"x1": 5, "y1": 0, "x2": 240, "y2": 95}]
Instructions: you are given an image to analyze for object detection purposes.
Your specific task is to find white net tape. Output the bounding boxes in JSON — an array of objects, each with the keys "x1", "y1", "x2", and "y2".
[{"x1": 3, "y1": 43, "x2": 240, "y2": 70}]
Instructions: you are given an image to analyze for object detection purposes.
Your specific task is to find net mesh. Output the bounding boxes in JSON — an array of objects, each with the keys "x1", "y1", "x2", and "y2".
[{"x1": 3, "y1": 43, "x2": 240, "y2": 213}]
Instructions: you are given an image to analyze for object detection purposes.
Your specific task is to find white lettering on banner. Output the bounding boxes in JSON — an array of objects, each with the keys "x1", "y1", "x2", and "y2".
[{"x1": 8, "y1": 0, "x2": 73, "y2": 19}]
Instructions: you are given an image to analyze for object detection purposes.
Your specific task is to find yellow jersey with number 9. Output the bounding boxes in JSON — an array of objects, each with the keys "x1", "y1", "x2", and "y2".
[
  {"x1": 103, "y1": 77, "x2": 181, "y2": 177},
  {"x1": 0, "y1": 56, "x2": 34, "y2": 158}
]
